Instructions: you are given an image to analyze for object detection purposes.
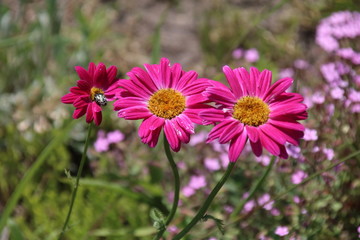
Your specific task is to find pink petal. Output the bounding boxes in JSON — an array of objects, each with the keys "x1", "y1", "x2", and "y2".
[
  {"x1": 107, "y1": 65, "x2": 118, "y2": 85},
  {"x1": 228, "y1": 130, "x2": 247, "y2": 162},
  {"x1": 176, "y1": 114, "x2": 194, "y2": 134},
  {"x1": 269, "y1": 103, "x2": 307, "y2": 119},
  {"x1": 142, "y1": 126, "x2": 162, "y2": 148},
  {"x1": 94, "y1": 63, "x2": 107, "y2": 88},
  {"x1": 75, "y1": 66, "x2": 91, "y2": 83},
  {"x1": 218, "y1": 121, "x2": 243, "y2": 143},
  {"x1": 259, "y1": 124, "x2": 286, "y2": 145},
  {"x1": 199, "y1": 108, "x2": 227, "y2": 123},
  {"x1": 94, "y1": 110, "x2": 102, "y2": 126},
  {"x1": 86, "y1": 103, "x2": 94, "y2": 123},
  {"x1": 257, "y1": 70, "x2": 272, "y2": 98},
  {"x1": 269, "y1": 92, "x2": 304, "y2": 106},
  {"x1": 245, "y1": 125, "x2": 259, "y2": 142},
  {"x1": 73, "y1": 97, "x2": 89, "y2": 108},
  {"x1": 170, "y1": 63, "x2": 183, "y2": 88},
  {"x1": 164, "y1": 120, "x2": 181, "y2": 152},
  {"x1": 207, "y1": 119, "x2": 236, "y2": 142},
  {"x1": 183, "y1": 104, "x2": 214, "y2": 125},
  {"x1": 118, "y1": 107, "x2": 152, "y2": 120},
  {"x1": 77, "y1": 80, "x2": 91, "y2": 91},
  {"x1": 173, "y1": 118, "x2": 191, "y2": 143},
  {"x1": 268, "y1": 119, "x2": 305, "y2": 132},
  {"x1": 113, "y1": 97, "x2": 147, "y2": 110},
  {"x1": 175, "y1": 70, "x2": 198, "y2": 91},
  {"x1": 186, "y1": 93, "x2": 208, "y2": 106},
  {"x1": 234, "y1": 67, "x2": 250, "y2": 96},
  {"x1": 181, "y1": 79, "x2": 210, "y2": 96},
  {"x1": 263, "y1": 77, "x2": 293, "y2": 102},
  {"x1": 278, "y1": 144, "x2": 289, "y2": 159},
  {"x1": 144, "y1": 63, "x2": 162, "y2": 89},
  {"x1": 88, "y1": 62, "x2": 96, "y2": 77},
  {"x1": 61, "y1": 93, "x2": 78, "y2": 104},
  {"x1": 70, "y1": 86, "x2": 88, "y2": 96},
  {"x1": 204, "y1": 87, "x2": 236, "y2": 106},
  {"x1": 118, "y1": 79, "x2": 152, "y2": 99},
  {"x1": 128, "y1": 67, "x2": 158, "y2": 93},
  {"x1": 249, "y1": 67, "x2": 260, "y2": 96},
  {"x1": 250, "y1": 139, "x2": 262, "y2": 157},
  {"x1": 259, "y1": 130, "x2": 280, "y2": 156},
  {"x1": 160, "y1": 58, "x2": 171, "y2": 88},
  {"x1": 223, "y1": 65, "x2": 243, "y2": 98},
  {"x1": 73, "y1": 107, "x2": 86, "y2": 119}
]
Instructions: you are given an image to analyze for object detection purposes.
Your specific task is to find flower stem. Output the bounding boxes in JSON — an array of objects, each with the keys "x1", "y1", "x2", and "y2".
[
  {"x1": 153, "y1": 134, "x2": 181, "y2": 240},
  {"x1": 173, "y1": 162, "x2": 236, "y2": 240},
  {"x1": 230, "y1": 156, "x2": 276, "y2": 218},
  {"x1": 58, "y1": 123, "x2": 92, "y2": 239}
]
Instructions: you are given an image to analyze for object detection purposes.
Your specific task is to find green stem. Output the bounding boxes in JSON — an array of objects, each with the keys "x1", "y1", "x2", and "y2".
[
  {"x1": 58, "y1": 123, "x2": 93, "y2": 239},
  {"x1": 173, "y1": 162, "x2": 236, "y2": 240},
  {"x1": 0, "y1": 121, "x2": 75, "y2": 233},
  {"x1": 230, "y1": 156, "x2": 276, "y2": 218},
  {"x1": 153, "y1": 134, "x2": 181, "y2": 240}
]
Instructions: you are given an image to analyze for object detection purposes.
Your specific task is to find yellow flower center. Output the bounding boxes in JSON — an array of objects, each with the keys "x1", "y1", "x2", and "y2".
[
  {"x1": 232, "y1": 96, "x2": 270, "y2": 126},
  {"x1": 90, "y1": 87, "x2": 104, "y2": 100},
  {"x1": 148, "y1": 88, "x2": 186, "y2": 119}
]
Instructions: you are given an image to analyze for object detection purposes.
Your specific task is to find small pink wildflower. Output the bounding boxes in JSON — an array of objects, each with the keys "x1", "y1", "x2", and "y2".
[
  {"x1": 323, "y1": 147, "x2": 335, "y2": 160},
  {"x1": 303, "y1": 128, "x2": 318, "y2": 141},
  {"x1": 291, "y1": 170, "x2": 308, "y2": 184},
  {"x1": 204, "y1": 158, "x2": 221, "y2": 171},
  {"x1": 244, "y1": 48, "x2": 260, "y2": 63},
  {"x1": 188, "y1": 175, "x2": 207, "y2": 190},
  {"x1": 107, "y1": 130, "x2": 125, "y2": 143},
  {"x1": 275, "y1": 226, "x2": 289, "y2": 236},
  {"x1": 232, "y1": 48, "x2": 244, "y2": 59}
]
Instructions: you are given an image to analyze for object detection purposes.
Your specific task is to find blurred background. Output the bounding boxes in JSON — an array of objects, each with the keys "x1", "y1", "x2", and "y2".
[{"x1": 1, "y1": 0, "x2": 360, "y2": 239}]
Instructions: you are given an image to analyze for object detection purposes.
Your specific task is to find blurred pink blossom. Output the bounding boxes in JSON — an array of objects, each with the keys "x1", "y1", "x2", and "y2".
[
  {"x1": 232, "y1": 48, "x2": 243, "y2": 59},
  {"x1": 204, "y1": 158, "x2": 221, "y2": 171},
  {"x1": 244, "y1": 48, "x2": 259, "y2": 62},
  {"x1": 275, "y1": 226, "x2": 289, "y2": 236},
  {"x1": 182, "y1": 186, "x2": 195, "y2": 197},
  {"x1": 243, "y1": 200, "x2": 255, "y2": 213},
  {"x1": 188, "y1": 175, "x2": 207, "y2": 189},
  {"x1": 94, "y1": 136, "x2": 109, "y2": 152},
  {"x1": 330, "y1": 87, "x2": 344, "y2": 99},
  {"x1": 291, "y1": 170, "x2": 308, "y2": 184},
  {"x1": 323, "y1": 147, "x2": 335, "y2": 160},
  {"x1": 294, "y1": 59, "x2": 309, "y2": 69},
  {"x1": 303, "y1": 128, "x2": 318, "y2": 141},
  {"x1": 107, "y1": 130, "x2": 125, "y2": 143},
  {"x1": 312, "y1": 91, "x2": 325, "y2": 104},
  {"x1": 189, "y1": 131, "x2": 208, "y2": 146},
  {"x1": 278, "y1": 68, "x2": 294, "y2": 79},
  {"x1": 255, "y1": 155, "x2": 271, "y2": 166}
]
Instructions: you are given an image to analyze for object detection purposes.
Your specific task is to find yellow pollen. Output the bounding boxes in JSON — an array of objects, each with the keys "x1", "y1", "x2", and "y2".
[
  {"x1": 233, "y1": 96, "x2": 270, "y2": 127},
  {"x1": 148, "y1": 88, "x2": 186, "y2": 119},
  {"x1": 90, "y1": 87, "x2": 104, "y2": 101}
]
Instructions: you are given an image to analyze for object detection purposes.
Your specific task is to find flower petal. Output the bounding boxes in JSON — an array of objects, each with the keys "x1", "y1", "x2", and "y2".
[
  {"x1": 263, "y1": 77, "x2": 293, "y2": 102},
  {"x1": 223, "y1": 65, "x2": 243, "y2": 98},
  {"x1": 118, "y1": 106, "x2": 152, "y2": 120},
  {"x1": 164, "y1": 120, "x2": 181, "y2": 152},
  {"x1": 228, "y1": 130, "x2": 247, "y2": 162}
]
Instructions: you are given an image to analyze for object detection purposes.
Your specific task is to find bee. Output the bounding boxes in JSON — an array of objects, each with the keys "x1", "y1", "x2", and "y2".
[{"x1": 94, "y1": 93, "x2": 107, "y2": 106}]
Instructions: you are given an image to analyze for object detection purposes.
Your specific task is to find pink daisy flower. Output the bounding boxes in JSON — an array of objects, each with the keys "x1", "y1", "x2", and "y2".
[
  {"x1": 61, "y1": 63, "x2": 119, "y2": 126},
  {"x1": 200, "y1": 66, "x2": 307, "y2": 162},
  {"x1": 114, "y1": 58, "x2": 211, "y2": 151}
]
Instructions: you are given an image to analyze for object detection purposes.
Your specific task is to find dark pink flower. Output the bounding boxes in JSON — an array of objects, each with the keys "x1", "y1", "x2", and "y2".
[
  {"x1": 114, "y1": 58, "x2": 211, "y2": 151},
  {"x1": 200, "y1": 66, "x2": 307, "y2": 162},
  {"x1": 61, "y1": 63, "x2": 119, "y2": 126}
]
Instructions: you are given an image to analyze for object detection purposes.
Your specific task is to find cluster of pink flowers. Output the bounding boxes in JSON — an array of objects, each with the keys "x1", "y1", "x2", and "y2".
[
  {"x1": 94, "y1": 130, "x2": 125, "y2": 152},
  {"x1": 62, "y1": 57, "x2": 307, "y2": 164},
  {"x1": 316, "y1": 11, "x2": 360, "y2": 64}
]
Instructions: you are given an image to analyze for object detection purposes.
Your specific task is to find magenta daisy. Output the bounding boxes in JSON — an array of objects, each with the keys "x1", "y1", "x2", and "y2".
[
  {"x1": 113, "y1": 58, "x2": 211, "y2": 151},
  {"x1": 61, "y1": 62, "x2": 119, "y2": 126},
  {"x1": 200, "y1": 66, "x2": 308, "y2": 162}
]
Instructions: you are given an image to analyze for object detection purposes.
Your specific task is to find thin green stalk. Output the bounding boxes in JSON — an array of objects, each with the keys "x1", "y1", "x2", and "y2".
[
  {"x1": 230, "y1": 156, "x2": 276, "y2": 218},
  {"x1": 173, "y1": 162, "x2": 236, "y2": 240},
  {"x1": 153, "y1": 134, "x2": 180, "y2": 240},
  {"x1": 0, "y1": 121, "x2": 75, "y2": 233},
  {"x1": 59, "y1": 123, "x2": 93, "y2": 239}
]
